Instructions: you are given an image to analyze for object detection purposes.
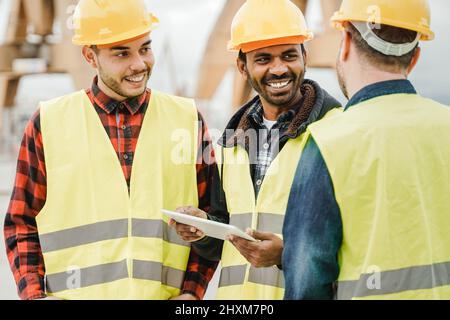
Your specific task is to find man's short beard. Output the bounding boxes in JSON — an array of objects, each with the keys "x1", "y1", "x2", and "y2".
[
  {"x1": 336, "y1": 45, "x2": 349, "y2": 100},
  {"x1": 336, "y1": 61, "x2": 349, "y2": 100},
  {"x1": 247, "y1": 70, "x2": 305, "y2": 108},
  {"x1": 98, "y1": 64, "x2": 149, "y2": 99}
]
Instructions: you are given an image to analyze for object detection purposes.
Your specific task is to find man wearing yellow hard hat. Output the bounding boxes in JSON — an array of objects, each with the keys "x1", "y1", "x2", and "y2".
[
  {"x1": 3, "y1": 0, "x2": 218, "y2": 300},
  {"x1": 283, "y1": 0, "x2": 450, "y2": 299},
  {"x1": 171, "y1": 0, "x2": 342, "y2": 300}
]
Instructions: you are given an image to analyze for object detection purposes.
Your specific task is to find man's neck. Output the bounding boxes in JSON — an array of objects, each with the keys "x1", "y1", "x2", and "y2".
[
  {"x1": 261, "y1": 96, "x2": 302, "y2": 121},
  {"x1": 347, "y1": 69, "x2": 407, "y2": 100},
  {"x1": 97, "y1": 77, "x2": 127, "y2": 102}
]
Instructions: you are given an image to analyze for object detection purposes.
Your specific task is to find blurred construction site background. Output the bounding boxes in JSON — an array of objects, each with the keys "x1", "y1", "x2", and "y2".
[{"x1": 0, "y1": 0, "x2": 449, "y2": 300}]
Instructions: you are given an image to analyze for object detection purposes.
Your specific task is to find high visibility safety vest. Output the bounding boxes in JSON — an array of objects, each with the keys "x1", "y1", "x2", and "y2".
[
  {"x1": 215, "y1": 109, "x2": 341, "y2": 300},
  {"x1": 36, "y1": 90, "x2": 199, "y2": 300},
  {"x1": 309, "y1": 94, "x2": 450, "y2": 300}
]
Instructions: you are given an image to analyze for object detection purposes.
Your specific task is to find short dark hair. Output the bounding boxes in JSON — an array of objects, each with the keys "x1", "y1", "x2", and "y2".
[
  {"x1": 238, "y1": 43, "x2": 306, "y2": 64},
  {"x1": 90, "y1": 45, "x2": 100, "y2": 54},
  {"x1": 346, "y1": 23, "x2": 418, "y2": 72},
  {"x1": 238, "y1": 49, "x2": 247, "y2": 63}
]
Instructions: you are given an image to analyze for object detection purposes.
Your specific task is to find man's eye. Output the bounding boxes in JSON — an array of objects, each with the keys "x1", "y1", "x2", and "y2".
[
  {"x1": 116, "y1": 52, "x2": 128, "y2": 57},
  {"x1": 284, "y1": 54, "x2": 298, "y2": 60},
  {"x1": 141, "y1": 47, "x2": 152, "y2": 54},
  {"x1": 256, "y1": 58, "x2": 270, "y2": 63}
]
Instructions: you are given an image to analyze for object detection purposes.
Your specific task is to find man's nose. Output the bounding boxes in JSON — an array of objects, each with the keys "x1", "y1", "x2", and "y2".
[
  {"x1": 130, "y1": 53, "x2": 147, "y2": 71},
  {"x1": 269, "y1": 59, "x2": 288, "y2": 76}
]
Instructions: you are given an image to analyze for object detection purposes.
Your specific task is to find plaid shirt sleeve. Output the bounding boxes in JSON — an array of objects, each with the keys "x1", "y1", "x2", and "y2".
[
  {"x1": 3, "y1": 109, "x2": 47, "y2": 300},
  {"x1": 181, "y1": 112, "x2": 219, "y2": 300}
]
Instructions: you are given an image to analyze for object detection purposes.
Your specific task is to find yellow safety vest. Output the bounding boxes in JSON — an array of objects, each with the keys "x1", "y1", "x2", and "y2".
[
  {"x1": 37, "y1": 90, "x2": 199, "y2": 300},
  {"x1": 309, "y1": 94, "x2": 450, "y2": 299},
  {"x1": 216, "y1": 109, "x2": 341, "y2": 300}
]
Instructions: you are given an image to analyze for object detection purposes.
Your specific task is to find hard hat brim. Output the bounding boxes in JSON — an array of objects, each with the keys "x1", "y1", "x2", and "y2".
[
  {"x1": 72, "y1": 13, "x2": 159, "y2": 46},
  {"x1": 228, "y1": 33, "x2": 314, "y2": 52},
  {"x1": 237, "y1": 35, "x2": 313, "y2": 53},
  {"x1": 330, "y1": 13, "x2": 435, "y2": 41}
]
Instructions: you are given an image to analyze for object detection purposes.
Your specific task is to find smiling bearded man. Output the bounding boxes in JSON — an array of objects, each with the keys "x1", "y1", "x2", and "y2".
[{"x1": 3, "y1": 0, "x2": 218, "y2": 300}]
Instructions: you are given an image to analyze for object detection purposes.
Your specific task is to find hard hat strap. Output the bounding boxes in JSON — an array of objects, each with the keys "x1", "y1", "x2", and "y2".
[{"x1": 351, "y1": 21, "x2": 421, "y2": 57}]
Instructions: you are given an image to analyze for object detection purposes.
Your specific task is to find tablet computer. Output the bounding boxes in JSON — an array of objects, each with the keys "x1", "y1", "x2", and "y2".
[{"x1": 162, "y1": 209, "x2": 257, "y2": 242}]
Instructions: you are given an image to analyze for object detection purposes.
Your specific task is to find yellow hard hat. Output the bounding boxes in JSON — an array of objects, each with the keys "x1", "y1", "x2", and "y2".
[
  {"x1": 228, "y1": 0, "x2": 314, "y2": 53},
  {"x1": 72, "y1": 0, "x2": 159, "y2": 46},
  {"x1": 331, "y1": 0, "x2": 434, "y2": 41}
]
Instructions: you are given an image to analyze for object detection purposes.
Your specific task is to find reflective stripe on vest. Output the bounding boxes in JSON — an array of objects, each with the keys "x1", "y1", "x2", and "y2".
[
  {"x1": 131, "y1": 219, "x2": 190, "y2": 247},
  {"x1": 230, "y1": 213, "x2": 284, "y2": 235},
  {"x1": 337, "y1": 261, "x2": 450, "y2": 300},
  {"x1": 133, "y1": 260, "x2": 186, "y2": 289},
  {"x1": 39, "y1": 219, "x2": 189, "y2": 253},
  {"x1": 309, "y1": 94, "x2": 450, "y2": 299},
  {"x1": 46, "y1": 260, "x2": 129, "y2": 294},
  {"x1": 38, "y1": 90, "x2": 198, "y2": 299},
  {"x1": 46, "y1": 260, "x2": 187, "y2": 294},
  {"x1": 220, "y1": 265, "x2": 284, "y2": 288},
  {"x1": 39, "y1": 219, "x2": 129, "y2": 253}
]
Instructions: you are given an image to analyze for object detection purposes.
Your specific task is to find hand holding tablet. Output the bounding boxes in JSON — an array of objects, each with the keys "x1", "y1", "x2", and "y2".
[{"x1": 162, "y1": 209, "x2": 257, "y2": 242}]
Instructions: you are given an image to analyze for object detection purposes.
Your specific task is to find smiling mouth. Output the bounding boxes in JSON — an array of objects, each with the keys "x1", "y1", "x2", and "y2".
[
  {"x1": 266, "y1": 80, "x2": 292, "y2": 89},
  {"x1": 124, "y1": 73, "x2": 146, "y2": 83}
]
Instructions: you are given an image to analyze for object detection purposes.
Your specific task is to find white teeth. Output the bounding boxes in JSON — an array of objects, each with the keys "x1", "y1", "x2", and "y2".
[
  {"x1": 125, "y1": 74, "x2": 145, "y2": 82},
  {"x1": 268, "y1": 81, "x2": 290, "y2": 89}
]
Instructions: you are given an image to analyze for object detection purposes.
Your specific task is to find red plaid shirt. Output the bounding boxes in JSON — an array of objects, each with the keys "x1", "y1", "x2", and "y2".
[{"x1": 3, "y1": 79, "x2": 218, "y2": 300}]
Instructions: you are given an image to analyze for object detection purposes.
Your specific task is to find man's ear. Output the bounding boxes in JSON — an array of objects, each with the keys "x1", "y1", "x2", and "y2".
[
  {"x1": 340, "y1": 30, "x2": 352, "y2": 63},
  {"x1": 82, "y1": 46, "x2": 99, "y2": 69},
  {"x1": 236, "y1": 57, "x2": 248, "y2": 80},
  {"x1": 406, "y1": 46, "x2": 421, "y2": 76}
]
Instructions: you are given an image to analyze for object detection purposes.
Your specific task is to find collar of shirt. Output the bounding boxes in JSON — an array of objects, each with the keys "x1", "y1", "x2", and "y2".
[
  {"x1": 346, "y1": 79, "x2": 417, "y2": 111},
  {"x1": 90, "y1": 76, "x2": 150, "y2": 115},
  {"x1": 247, "y1": 97, "x2": 297, "y2": 130}
]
